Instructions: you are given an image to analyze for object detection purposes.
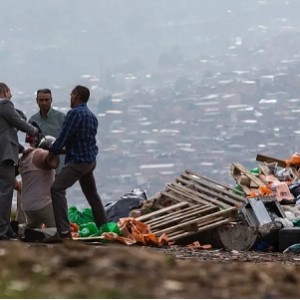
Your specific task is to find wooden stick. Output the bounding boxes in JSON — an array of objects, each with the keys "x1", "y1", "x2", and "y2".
[
  {"x1": 168, "y1": 218, "x2": 231, "y2": 241},
  {"x1": 154, "y1": 207, "x2": 236, "y2": 235},
  {"x1": 181, "y1": 172, "x2": 245, "y2": 203},
  {"x1": 256, "y1": 154, "x2": 286, "y2": 168},
  {"x1": 136, "y1": 202, "x2": 189, "y2": 222},
  {"x1": 149, "y1": 206, "x2": 218, "y2": 229},
  {"x1": 145, "y1": 204, "x2": 213, "y2": 225}
]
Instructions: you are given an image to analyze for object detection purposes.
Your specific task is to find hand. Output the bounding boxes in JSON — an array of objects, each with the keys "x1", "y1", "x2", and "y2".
[
  {"x1": 31, "y1": 121, "x2": 42, "y2": 133},
  {"x1": 31, "y1": 121, "x2": 41, "y2": 136},
  {"x1": 32, "y1": 126, "x2": 40, "y2": 136},
  {"x1": 13, "y1": 180, "x2": 22, "y2": 191},
  {"x1": 23, "y1": 147, "x2": 35, "y2": 155},
  {"x1": 44, "y1": 152, "x2": 59, "y2": 169},
  {"x1": 45, "y1": 152, "x2": 54, "y2": 165}
]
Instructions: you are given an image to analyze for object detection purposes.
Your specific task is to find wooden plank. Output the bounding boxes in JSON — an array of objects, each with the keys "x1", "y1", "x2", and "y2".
[
  {"x1": 258, "y1": 163, "x2": 271, "y2": 176},
  {"x1": 164, "y1": 216, "x2": 227, "y2": 238},
  {"x1": 165, "y1": 215, "x2": 226, "y2": 238},
  {"x1": 159, "y1": 191, "x2": 195, "y2": 205},
  {"x1": 149, "y1": 206, "x2": 219, "y2": 230},
  {"x1": 159, "y1": 191, "x2": 187, "y2": 204},
  {"x1": 154, "y1": 207, "x2": 236, "y2": 236},
  {"x1": 291, "y1": 167, "x2": 300, "y2": 179},
  {"x1": 184, "y1": 170, "x2": 246, "y2": 202},
  {"x1": 168, "y1": 218, "x2": 231, "y2": 241},
  {"x1": 175, "y1": 177, "x2": 236, "y2": 208},
  {"x1": 146, "y1": 204, "x2": 215, "y2": 226},
  {"x1": 161, "y1": 190, "x2": 209, "y2": 206},
  {"x1": 168, "y1": 216, "x2": 227, "y2": 237},
  {"x1": 229, "y1": 166, "x2": 254, "y2": 195},
  {"x1": 165, "y1": 183, "x2": 212, "y2": 206},
  {"x1": 231, "y1": 162, "x2": 267, "y2": 186},
  {"x1": 136, "y1": 202, "x2": 189, "y2": 222},
  {"x1": 256, "y1": 154, "x2": 286, "y2": 168},
  {"x1": 180, "y1": 173, "x2": 245, "y2": 204},
  {"x1": 168, "y1": 182, "x2": 228, "y2": 208},
  {"x1": 185, "y1": 169, "x2": 240, "y2": 194}
]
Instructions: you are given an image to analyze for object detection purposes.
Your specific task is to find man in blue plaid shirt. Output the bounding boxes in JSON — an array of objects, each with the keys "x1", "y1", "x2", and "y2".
[{"x1": 46, "y1": 85, "x2": 107, "y2": 239}]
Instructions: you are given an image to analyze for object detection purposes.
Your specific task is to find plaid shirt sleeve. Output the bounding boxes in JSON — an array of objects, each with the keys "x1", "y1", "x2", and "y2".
[{"x1": 50, "y1": 109, "x2": 79, "y2": 155}]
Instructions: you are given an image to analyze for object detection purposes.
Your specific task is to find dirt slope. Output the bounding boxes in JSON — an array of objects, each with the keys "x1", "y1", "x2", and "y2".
[{"x1": 1, "y1": 240, "x2": 300, "y2": 298}]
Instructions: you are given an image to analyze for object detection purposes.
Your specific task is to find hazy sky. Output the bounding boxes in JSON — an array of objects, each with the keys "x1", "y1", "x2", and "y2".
[{"x1": 1, "y1": 0, "x2": 280, "y2": 92}]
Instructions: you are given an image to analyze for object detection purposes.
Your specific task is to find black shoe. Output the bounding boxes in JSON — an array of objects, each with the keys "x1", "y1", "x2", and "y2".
[
  {"x1": 44, "y1": 232, "x2": 71, "y2": 244},
  {"x1": 7, "y1": 231, "x2": 18, "y2": 239},
  {"x1": 59, "y1": 231, "x2": 72, "y2": 239},
  {"x1": 10, "y1": 221, "x2": 19, "y2": 234},
  {"x1": 0, "y1": 235, "x2": 18, "y2": 241}
]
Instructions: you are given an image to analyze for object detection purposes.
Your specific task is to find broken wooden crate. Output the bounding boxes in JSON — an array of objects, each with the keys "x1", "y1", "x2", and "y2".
[
  {"x1": 136, "y1": 170, "x2": 246, "y2": 242},
  {"x1": 256, "y1": 153, "x2": 300, "y2": 179},
  {"x1": 230, "y1": 162, "x2": 268, "y2": 195},
  {"x1": 230, "y1": 156, "x2": 296, "y2": 202}
]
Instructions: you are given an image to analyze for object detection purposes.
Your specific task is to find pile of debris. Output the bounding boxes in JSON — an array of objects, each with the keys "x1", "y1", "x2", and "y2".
[
  {"x1": 127, "y1": 153, "x2": 300, "y2": 253},
  {"x1": 34, "y1": 152, "x2": 300, "y2": 252}
]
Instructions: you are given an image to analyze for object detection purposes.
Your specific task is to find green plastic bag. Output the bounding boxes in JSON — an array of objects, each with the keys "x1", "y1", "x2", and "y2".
[
  {"x1": 293, "y1": 218, "x2": 300, "y2": 227},
  {"x1": 79, "y1": 222, "x2": 100, "y2": 237},
  {"x1": 250, "y1": 168, "x2": 260, "y2": 175},
  {"x1": 233, "y1": 184, "x2": 244, "y2": 196},
  {"x1": 99, "y1": 222, "x2": 121, "y2": 236},
  {"x1": 68, "y1": 206, "x2": 94, "y2": 225}
]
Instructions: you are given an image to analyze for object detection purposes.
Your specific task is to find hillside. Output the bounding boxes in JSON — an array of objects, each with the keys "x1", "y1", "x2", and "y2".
[{"x1": 0, "y1": 240, "x2": 300, "y2": 298}]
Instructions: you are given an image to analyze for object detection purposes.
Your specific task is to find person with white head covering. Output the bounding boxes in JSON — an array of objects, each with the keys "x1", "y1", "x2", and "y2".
[{"x1": 17, "y1": 136, "x2": 59, "y2": 229}]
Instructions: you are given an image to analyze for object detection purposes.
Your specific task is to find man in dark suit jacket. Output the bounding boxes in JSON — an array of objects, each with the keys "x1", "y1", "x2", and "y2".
[{"x1": 0, "y1": 82, "x2": 39, "y2": 240}]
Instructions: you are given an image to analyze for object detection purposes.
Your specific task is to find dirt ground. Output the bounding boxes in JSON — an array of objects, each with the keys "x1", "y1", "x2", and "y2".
[{"x1": 1, "y1": 240, "x2": 300, "y2": 298}]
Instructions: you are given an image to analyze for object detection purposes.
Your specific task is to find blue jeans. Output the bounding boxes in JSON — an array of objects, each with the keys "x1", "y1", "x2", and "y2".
[{"x1": 50, "y1": 161, "x2": 107, "y2": 234}]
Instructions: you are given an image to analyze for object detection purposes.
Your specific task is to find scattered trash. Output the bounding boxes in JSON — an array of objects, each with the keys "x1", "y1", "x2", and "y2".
[{"x1": 57, "y1": 152, "x2": 300, "y2": 253}]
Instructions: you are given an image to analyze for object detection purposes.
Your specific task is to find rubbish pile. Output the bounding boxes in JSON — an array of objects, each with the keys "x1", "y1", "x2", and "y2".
[
  {"x1": 105, "y1": 152, "x2": 300, "y2": 253},
  {"x1": 23, "y1": 152, "x2": 300, "y2": 253}
]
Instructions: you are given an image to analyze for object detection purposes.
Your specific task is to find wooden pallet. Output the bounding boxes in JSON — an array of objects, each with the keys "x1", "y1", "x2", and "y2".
[
  {"x1": 139, "y1": 203, "x2": 218, "y2": 230},
  {"x1": 136, "y1": 170, "x2": 244, "y2": 242},
  {"x1": 137, "y1": 201, "x2": 236, "y2": 241},
  {"x1": 137, "y1": 202, "x2": 191, "y2": 222}
]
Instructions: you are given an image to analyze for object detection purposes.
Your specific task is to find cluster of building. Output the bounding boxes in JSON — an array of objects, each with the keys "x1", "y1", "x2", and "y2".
[{"x1": 90, "y1": 16, "x2": 300, "y2": 205}]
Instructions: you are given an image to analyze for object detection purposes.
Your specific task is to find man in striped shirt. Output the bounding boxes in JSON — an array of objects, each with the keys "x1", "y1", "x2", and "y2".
[{"x1": 46, "y1": 85, "x2": 107, "y2": 239}]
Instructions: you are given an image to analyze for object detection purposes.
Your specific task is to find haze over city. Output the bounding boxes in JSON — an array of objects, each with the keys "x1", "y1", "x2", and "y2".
[{"x1": 2, "y1": 0, "x2": 300, "y2": 207}]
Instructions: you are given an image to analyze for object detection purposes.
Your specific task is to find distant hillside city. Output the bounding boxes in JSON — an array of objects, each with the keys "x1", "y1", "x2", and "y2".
[{"x1": 2, "y1": 0, "x2": 300, "y2": 206}]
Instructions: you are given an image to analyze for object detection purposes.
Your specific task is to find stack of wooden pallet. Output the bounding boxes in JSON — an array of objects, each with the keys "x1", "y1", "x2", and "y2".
[{"x1": 136, "y1": 170, "x2": 246, "y2": 242}]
